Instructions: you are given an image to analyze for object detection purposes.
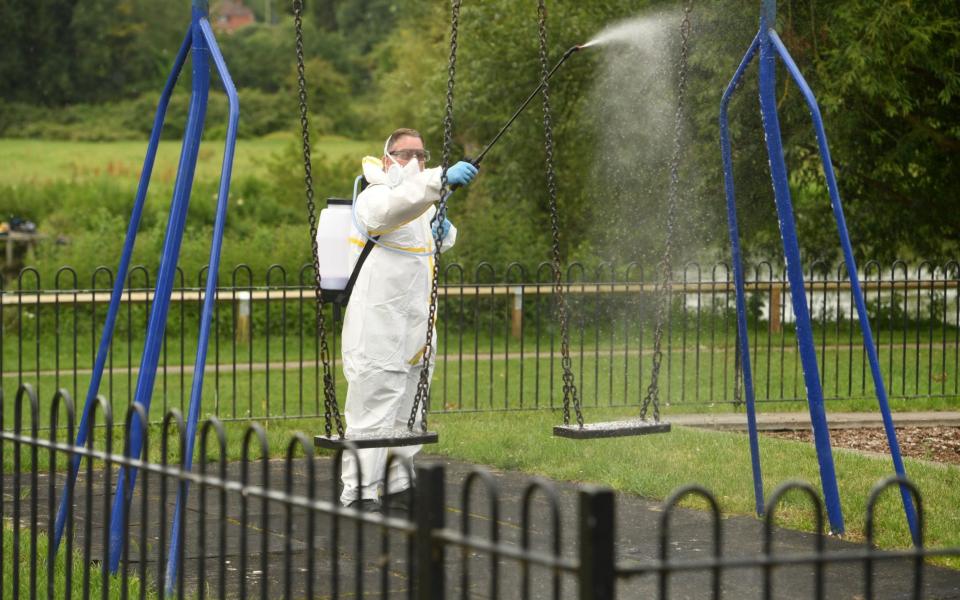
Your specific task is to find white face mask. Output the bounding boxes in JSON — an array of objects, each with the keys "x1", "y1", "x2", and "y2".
[{"x1": 384, "y1": 137, "x2": 423, "y2": 187}]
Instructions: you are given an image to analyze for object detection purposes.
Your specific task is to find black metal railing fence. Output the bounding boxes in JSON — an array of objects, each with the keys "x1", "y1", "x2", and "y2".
[
  {"x1": 1, "y1": 260, "x2": 957, "y2": 426},
  {"x1": 1, "y1": 382, "x2": 958, "y2": 599}
]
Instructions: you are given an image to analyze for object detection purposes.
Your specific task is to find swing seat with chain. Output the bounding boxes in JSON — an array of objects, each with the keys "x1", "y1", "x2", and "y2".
[
  {"x1": 553, "y1": 419, "x2": 671, "y2": 439},
  {"x1": 311, "y1": 182, "x2": 438, "y2": 450},
  {"x1": 545, "y1": 1, "x2": 692, "y2": 440},
  {"x1": 302, "y1": 0, "x2": 686, "y2": 445},
  {"x1": 315, "y1": 429, "x2": 439, "y2": 450},
  {"x1": 294, "y1": 0, "x2": 458, "y2": 451}
]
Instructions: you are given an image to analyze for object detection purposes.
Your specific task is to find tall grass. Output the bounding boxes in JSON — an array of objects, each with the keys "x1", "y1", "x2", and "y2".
[{"x1": 2, "y1": 525, "x2": 154, "y2": 599}]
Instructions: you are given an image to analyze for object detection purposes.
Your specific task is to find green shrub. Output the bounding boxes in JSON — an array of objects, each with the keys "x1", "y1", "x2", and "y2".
[{"x1": 1, "y1": 84, "x2": 357, "y2": 142}]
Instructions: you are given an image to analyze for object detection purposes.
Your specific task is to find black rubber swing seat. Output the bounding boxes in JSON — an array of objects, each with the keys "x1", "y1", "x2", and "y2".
[
  {"x1": 314, "y1": 429, "x2": 439, "y2": 450},
  {"x1": 553, "y1": 418, "x2": 671, "y2": 439}
]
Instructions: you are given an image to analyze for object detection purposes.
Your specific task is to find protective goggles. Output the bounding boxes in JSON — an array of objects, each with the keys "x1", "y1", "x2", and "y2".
[{"x1": 388, "y1": 148, "x2": 431, "y2": 162}]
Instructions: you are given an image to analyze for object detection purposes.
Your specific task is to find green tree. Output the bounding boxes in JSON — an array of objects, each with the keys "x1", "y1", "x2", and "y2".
[
  {"x1": 314, "y1": 0, "x2": 338, "y2": 31},
  {"x1": 69, "y1": 0, "x2": 163, "y2": 102},
  {"x1": 0, "y1": 0, "x2": 78, "y2": 105},
  {"x1": 0, "y1": 0, "x2": 29, "y2": 101},
  {"x1": 295, "y1": 56, "x2": 357, "y2": 134},
  {"x1": 801, "y1": 0, "x2": 960, "y2": 260},
  {"x1": 216, "y1": 21, "x2": 292, "y2": 92}
]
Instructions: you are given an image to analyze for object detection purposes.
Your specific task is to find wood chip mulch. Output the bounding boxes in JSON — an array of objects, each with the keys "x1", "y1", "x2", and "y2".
[{"x1": 764, "y1": 426, "x2": 960, "y2": 466}]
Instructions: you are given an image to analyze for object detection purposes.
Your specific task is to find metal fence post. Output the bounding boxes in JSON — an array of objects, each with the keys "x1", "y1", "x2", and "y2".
[
  {"x1": 769, "y1": 284, "x2": 782, "y2": 333},
  {"x1": 511, "y1": 285, "x2": 523, "y2": 339},
  {"x1": 236, "y1": 290, "x2": 251, "y2": 343},
  {"x1": 415, "y1": 463, "x2": 446, "y2": 600},
  {"x1": 578, "y1": 485, "x2": 615, "y2": 600}
]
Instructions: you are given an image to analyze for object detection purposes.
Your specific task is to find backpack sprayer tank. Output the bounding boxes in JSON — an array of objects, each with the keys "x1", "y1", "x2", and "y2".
[{"x1": 315, "y1": 197, "x2": 354, "y2": 297}]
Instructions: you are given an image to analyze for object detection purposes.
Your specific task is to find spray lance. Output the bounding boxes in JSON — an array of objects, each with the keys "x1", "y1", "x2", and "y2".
[{"x1": 450, "y1": 43, "x2": 590, "y2": 187}]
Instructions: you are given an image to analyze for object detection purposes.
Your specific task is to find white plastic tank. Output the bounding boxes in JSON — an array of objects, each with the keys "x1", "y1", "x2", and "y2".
[{"x1": 315, "y1": 198, "x2": 353, "y2": 292}]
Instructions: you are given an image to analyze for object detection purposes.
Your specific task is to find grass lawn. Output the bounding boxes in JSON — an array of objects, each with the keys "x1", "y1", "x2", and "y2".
[
  {"x1": 2, "y1": 525, "x2": 153, "y2": 599},
  {"x1": 0, "y1": 135, "x2": 378, "y2": 186},
  {"x1": 3, "y1": 341, "x2": 957, "y2": 429}
]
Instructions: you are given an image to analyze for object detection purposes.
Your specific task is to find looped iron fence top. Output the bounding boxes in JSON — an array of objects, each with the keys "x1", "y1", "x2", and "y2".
[{"x1": 3, "y1": 260, "x2": 956, "y2": 297}]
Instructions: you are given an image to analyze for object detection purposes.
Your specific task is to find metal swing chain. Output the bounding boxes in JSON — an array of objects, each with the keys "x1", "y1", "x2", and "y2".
[
  {"x1": 293, "y1": 0, "x2": 343, "y2": 438},
  {"x1": 538, "y1": 0, "x2": 583, "y2": 428},
  {"x1": 408, "y1": 0, "x2": 462, "y2": 433},
  {"x1": 639, "y1": 1, "x2": 692, "y2": 423}
]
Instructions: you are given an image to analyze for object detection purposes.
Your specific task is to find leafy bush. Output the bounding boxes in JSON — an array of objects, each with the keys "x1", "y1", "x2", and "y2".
[
  {"x1": 0, "y1": 89, "x2": 302, "y2": 142},
  {"x1": 0, "y1": 144, "x2": 372, "y2": 283}
]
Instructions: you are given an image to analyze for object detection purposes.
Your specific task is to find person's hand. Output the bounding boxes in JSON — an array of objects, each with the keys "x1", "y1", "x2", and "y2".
[
  {"x1": 432, "y1": 218, "x2": 452, "y2": 241},
  {"x1": 445, "y1": 161, "x2": 478, "y2": 187}
]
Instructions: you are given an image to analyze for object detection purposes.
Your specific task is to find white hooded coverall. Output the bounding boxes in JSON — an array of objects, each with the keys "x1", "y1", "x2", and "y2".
[{"x1": 339, "y1": 156, "x2": 457, "y2": 504}]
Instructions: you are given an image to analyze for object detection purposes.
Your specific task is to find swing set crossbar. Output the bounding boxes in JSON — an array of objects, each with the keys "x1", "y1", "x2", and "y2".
[
  {"x1": 315, "y1": 429, "x2": 439, "y2": 450},
  {"x1": 554, "y1": 419, "x2": 671, "y2": 440}
]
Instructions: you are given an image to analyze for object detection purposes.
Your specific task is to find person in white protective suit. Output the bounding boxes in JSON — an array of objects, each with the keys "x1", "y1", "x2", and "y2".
[{"x1": 340, "y1": 128, "x2": 478, "y2": 512}]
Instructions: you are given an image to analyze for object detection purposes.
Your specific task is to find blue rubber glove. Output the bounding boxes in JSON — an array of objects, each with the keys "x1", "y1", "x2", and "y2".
[
  {"x1": 432, "y1": 218, "x2": 452, "y2": 241},
  {"x1": 445, "y1": 161, "x2": 479, "y2": 187}
]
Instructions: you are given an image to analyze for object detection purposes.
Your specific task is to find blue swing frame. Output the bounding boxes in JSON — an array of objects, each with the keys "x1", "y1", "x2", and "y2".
[
  {"x1": 50, "y1": 0, "x2": 239, "y2": 591},
  {"x1": 720, "y1": 0, "x2": 919, "y2": 542}
]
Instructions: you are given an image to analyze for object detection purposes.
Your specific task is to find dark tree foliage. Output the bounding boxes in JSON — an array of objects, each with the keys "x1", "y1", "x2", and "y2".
[
  {"x1": 1, "y1": 0, "x2": 79, "y2": 105},
  {"x1": 314, "y1": 0, "x2": 337, "y2": 31},
  {"x1": 806, "y1": 0, "x2": 960, "y2": 260},
  {"x1": 0, "y1": 0, "x2": 187, "y2": 104}
]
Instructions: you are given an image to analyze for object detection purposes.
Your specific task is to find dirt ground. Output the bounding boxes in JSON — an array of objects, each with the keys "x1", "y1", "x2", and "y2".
[{"x1": 765, "y1": 426, "x2": 960, "y2": 466}]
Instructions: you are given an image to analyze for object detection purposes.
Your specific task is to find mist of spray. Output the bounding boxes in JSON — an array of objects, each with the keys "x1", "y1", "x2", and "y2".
[
  {"x1": 582, "y1": 16, "x2": 674, "y2": 49},
  {"x1": 584, "y1": 11, "x2": 687, "y2": 263}
]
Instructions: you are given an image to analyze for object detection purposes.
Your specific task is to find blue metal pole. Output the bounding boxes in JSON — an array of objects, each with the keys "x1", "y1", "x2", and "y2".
[
  {"x1": 164, "y1": 17, "x2": 239, "y2": 592},
  {"x1": 763, "y1": 0, "x2": 776, "y2": 26},
  {"x1": 720, "y1": 31, "x2": 764, "y2": 517},
  {"x1": 107, "y1": 5, "x2": 210, "y2": 571},
  {"x1": 51, "y1": 26, "x2": 193, "y2": 554},
  {"x1": 757, "y1": 13, "x2": 845, "y2": 534},
  {"x1": 768, "y1": 31, "x2": 919, "y2": 543}
]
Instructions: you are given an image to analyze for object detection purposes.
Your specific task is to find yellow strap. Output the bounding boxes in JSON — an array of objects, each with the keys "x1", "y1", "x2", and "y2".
[
  {"x1": 407, "y1": 345, "x2": 427, "y2": 365},
  {"x1": 368, "y1": 223, "x2": 404, "y2": 236},
  {"x1": 347, "y1": 236, "x2": 432, "y2": 254}
]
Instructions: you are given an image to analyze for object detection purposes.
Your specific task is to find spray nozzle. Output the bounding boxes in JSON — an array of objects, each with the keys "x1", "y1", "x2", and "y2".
[{"x1": 558, "y1": 40, "x2": 596, "y2": 61}]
